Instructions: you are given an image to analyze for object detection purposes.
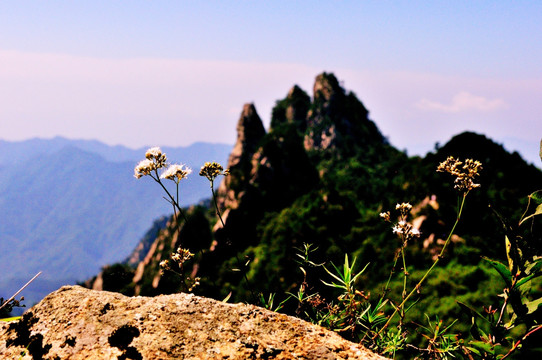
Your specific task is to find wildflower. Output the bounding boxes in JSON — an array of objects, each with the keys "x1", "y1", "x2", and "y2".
[
  {"x1": 395, "y1": 202, "x2": 412, "y2": 217},
  {"x1": 159, "y1": 260, "x2": 171, "y2": 274},
  {"x1": 161, "y1": 164, "x2": 192, "y2": 183},
  {"x1": 437, "y1": 156, "x2": 482, "y2": 192},
  {"x1": 199, "y1": 162, "x2": 229, "y2": 182},
  {"x1": 395, "y1": 203, "x2": 412, "y2": 211},
  {"x1": 134, "y1": 159, "x2": 155, "y2": 179},
  {"x1": 380, "y1": 211, "x2": 391, "y2": 222},
  {"x1": 437, "y1": 156, "x2": 462, "y2": 176},
  {"x1": 188, "y1": 277, "x2": 201, "y2": 292},
  {"x1": 134, "y1": 147, "x2": 168, "y2": 178},
  {"x1": 171, "y1": 247, "x2": 194, "y2": 265},
  {"x1": 383, "y1": 205, "x2": 420, "y2": 241},
  {"x1": 145, "y1": 146, "x2": 167, "y2": 168}
]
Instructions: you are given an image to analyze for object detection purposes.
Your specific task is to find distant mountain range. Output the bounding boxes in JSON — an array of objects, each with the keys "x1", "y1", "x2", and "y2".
[{"x1": 0, "y1": 137, "x2": 231, "y2": 310}]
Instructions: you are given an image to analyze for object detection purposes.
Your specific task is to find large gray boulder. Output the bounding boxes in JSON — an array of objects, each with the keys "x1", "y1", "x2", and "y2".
[{"x1": 0, "y1": 286, "x2": 387, "y2": 359}]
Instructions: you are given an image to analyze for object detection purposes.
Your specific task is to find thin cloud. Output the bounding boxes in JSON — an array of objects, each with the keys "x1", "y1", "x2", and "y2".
[
  {"x1": 0, "y1": 50, "x2": 319, "y2": 147},
  {"x1": 415, "y1": 91, "x2": 508, "y2": 113}
]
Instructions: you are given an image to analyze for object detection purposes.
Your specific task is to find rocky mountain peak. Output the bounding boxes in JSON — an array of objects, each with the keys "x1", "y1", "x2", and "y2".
[
  {"x1": 313, "y1": 72, "x2": 343, "y2": 105},
  {"x1": 305, "y1": 72, "x2": 383, "y2": 154},
  {"x1": 270, "y1": 85, "x2": 311, "y2": 134},
  {"x1": 235, "y1": 103, "x2": 266, "y2": 153},
  {"x1": 226, "y1": 103, "x2": 266, "y2": 174},
  {"x1": 215, "y1": 104, "x2": 266, "y2": 225}
]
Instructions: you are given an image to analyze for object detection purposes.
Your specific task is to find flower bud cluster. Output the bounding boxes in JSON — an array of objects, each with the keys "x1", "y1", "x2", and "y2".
[
  {"x1": 145, "y1": 147, "x2": 167, "y2": 167},
  {"x1": 199, "y1": 162, "x2": 230, "y2": 182},
  {"x1": 381, "y1": 202, "x2": 421, "y2": 243},
  {"x1": 171, "y1": 247, "x2": 194, "y2": 265},
  {"x1": 395, "y1": 202, "x2": 413, "y2": 217},
  {"x1": 160, "y1": 164, "x2": 192, "y2": 183},
  {"x1": 159, "y1": 247, "x2": 194, "y2": 273},
  {"x1": 133, "y1": 147, "x2": 194, "y2": 184},
  {"x1": 134, "y1": 147, "x2": 169, "y2": 179},
  {"x1": 437, "y1": 156, "x2": 482, "y2": 192}
]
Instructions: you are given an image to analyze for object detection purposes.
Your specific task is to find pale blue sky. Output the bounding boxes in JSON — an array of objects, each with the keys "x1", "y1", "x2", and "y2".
[{"x1": 1, "y1": 1, "x2": 541, "y2": 164}]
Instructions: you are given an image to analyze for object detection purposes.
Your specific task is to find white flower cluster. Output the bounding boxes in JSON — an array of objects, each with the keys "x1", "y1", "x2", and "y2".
[
  {"x1": 381, "y1": 202, "x2": 421, "y2": 242},
  {"x1": 161, "y1": 164, "x2": 192, "y2": 183},
  {"x1": 134, "y1": 147, "x2": 192, "y2": 183}
]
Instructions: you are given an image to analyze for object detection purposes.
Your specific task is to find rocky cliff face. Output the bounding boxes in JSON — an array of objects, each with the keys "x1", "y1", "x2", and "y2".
[{"x1": 0, "y1": 286, "x2": 387, "y2": 359}]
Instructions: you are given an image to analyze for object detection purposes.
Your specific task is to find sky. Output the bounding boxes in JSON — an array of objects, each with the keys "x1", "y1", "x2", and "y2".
[{"x1": 1, "y1": 1, "x2": 541, "y2": 164}]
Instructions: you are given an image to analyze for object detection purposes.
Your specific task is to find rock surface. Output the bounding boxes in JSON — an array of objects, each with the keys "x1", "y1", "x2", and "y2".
[{"x1": 0, "y1": 286, "x2": 387, "y2": 359}]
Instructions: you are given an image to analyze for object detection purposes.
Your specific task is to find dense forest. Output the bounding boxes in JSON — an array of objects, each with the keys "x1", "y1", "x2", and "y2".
[{"x1": 87, "y1": 73, "x2": 542, "y2": 358}]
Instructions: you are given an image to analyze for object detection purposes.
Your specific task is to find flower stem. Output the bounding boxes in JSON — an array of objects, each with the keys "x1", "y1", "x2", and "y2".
[
  {"x1": 151, "y1": 171, "x2": 188, "y2": 222},
  {"x1": 377, "y1": 193, "x2": 468, "y2": 337},
  {"x1": 208, "y1": 179, "x2": 257, "y2": 302}
]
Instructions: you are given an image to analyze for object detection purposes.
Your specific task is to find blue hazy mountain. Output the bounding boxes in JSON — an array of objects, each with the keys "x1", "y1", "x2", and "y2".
[{"x1": 0, "y1": 137, "x2": 231, "y2": 309}]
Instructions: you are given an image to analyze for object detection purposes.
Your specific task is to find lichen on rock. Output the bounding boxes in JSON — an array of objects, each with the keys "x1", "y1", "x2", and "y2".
[{"x1": 0, "y1": 285, "x2": 387, "y2": 359}]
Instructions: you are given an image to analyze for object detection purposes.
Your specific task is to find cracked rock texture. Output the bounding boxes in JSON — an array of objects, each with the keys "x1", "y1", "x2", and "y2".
[{"x1": 0, "y1": 286, "x2": 387, "y2": 359}]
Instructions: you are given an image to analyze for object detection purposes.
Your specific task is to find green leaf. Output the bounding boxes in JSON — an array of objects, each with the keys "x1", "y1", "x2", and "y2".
[
  {"x1": 515, "y1": 272, "x2": 542, "y2": 289},
  {"x1": 0, "y1": 316, "x2": 20, "y2": 322},
  {"x1": 505, "y1": 235, "x2": 515, "y2": 274},
  {"x1": 483, "y1": 257, "x2": 513, "y2": 287},
  {"x1": 524, "y1": 256, "x2": 542, "y2": 275},
  {"x1": 531, "y1": 190, "x2": 542, "y2": 204},
  {"x1": 514, "y1": 257, "x2": 542, "y2": 289},
  {"x1": 466, "y1": 347, "x2": 481, "y2": 356},
  {"x1": 469, "y1": 340, "x2": 495, "y2": 355},
  {"x1": 351, "y1": 262, "x2": 369, "y2": 284},
  {"x1": 457, "y1": 301, "x2": 489, "y2": 323},
  {"x1": 519, "y1": 203, "x2": 542, "y2": 226},
  {"x1": 504, "y1": 312, "x2": 518, "y2": 329},
  {"x1": 525, "y1": 297, "x2": 542, "y2": 315},
  {"x1": 222, "y1": 292, "x2": 232, "y2": 303}
]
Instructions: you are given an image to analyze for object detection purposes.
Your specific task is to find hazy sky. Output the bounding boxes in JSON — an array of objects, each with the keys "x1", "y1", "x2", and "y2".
[{"x1": 1, "y1": 1, "x2": 541, "y2": 164}]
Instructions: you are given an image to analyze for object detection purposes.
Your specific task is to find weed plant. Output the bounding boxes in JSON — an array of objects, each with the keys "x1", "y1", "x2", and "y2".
[{"x1": 135, "y1": 147, "x2": 542, "y2": 359}]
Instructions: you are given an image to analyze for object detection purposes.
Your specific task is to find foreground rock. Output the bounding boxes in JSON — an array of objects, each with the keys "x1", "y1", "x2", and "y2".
[{"x1": 0, "y1": 286, "x2": 387, "y2": 359}]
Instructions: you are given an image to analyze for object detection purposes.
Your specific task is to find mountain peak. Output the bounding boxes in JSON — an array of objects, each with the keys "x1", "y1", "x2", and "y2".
[
  {"x1": 305, "y1": 72, "x2": 383, "y2": 154},
  {"x1": 236, "y1": 103, "x2": 266, "y2": 150},
  {"x1": 270, "y1": 85, "x2": 311, "y2": 133},
  {"x1": 215, "y1": 103, "x2": 266, "y2": 223},
  {"x1": 313, "y1": 72, "x2": 343, "y2": 104}
]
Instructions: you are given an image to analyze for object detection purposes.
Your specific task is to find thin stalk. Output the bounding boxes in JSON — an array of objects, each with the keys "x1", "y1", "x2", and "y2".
[
  {"x1": 210, "y1": 180, "x2": 226, "y2": 227},
  {"x1": 151, "y1": 170, "x2": 188, "y2": 222},
  {"x1": 401, "y1": 247, "x2": 408, "y2": 297},
  {"x1": 501, "y1": 324, "x2": 542, "y2": 360},
  {"x1": 382, "y1": 251, "x2": 401, "y2": 300},
  {"x1": 496, "y1": 278, "x2": 515, "y2": 327},
  {"x1": 209, "y1": 179, "x2": 257, "y2": 302},
  {"x1": 377, "y1": 193, "x2": 468, "y2": 337},
  {"x1": 400, "y1": 242, "x2": 408, "y2": 324},
  {"x1": 0, "y1": 272, "x2": 42, "y2": 312}
]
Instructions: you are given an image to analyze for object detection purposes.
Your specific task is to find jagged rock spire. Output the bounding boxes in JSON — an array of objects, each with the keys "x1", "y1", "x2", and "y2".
[
  {"x1": 270, "y1": 85, "x2": 311, "y2": 134},
  {"x1": 227, "y1": 103, "x2": 266, "y2": 171},
  {"x1": 305, "y1": 72, "x2": 383, "y2": 153},
  {"x1": 216, "y1": 103, "x2": 266, "y2": 223},
  {"x1": 313, "y1": 72, "x2": 342, "y2": 105}
]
